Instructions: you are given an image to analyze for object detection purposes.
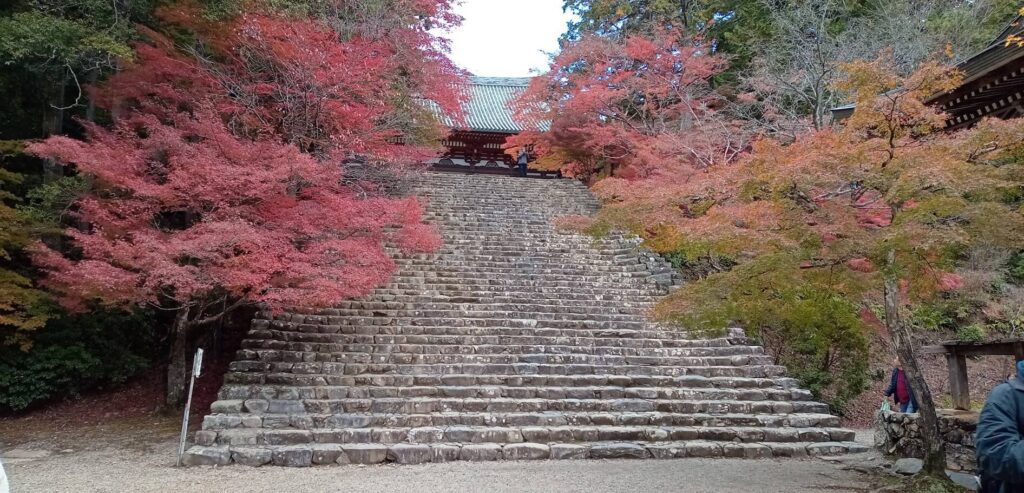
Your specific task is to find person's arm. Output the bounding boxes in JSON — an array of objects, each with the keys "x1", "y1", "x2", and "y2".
[
  {"x1": 977, "y1": 385, "x2": 1024, "y2": 484},
  {"x1": 884, "y1": 369, "x2": 896, "y2": 397}
]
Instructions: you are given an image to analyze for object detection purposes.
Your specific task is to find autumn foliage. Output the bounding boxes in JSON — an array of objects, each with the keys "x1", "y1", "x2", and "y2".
[
  {"x1": 509, "y1": 30, "x2": 748, "y2": 181},
  {"x1": 25, "y1": 4, "x2": 462, "y2": 404},
  {"x1": 545, "y1": 48, "x2": 1024, "y2": 411},
  {"x1": 31, "y1": 10, "x2": 458, "y2": 310}
]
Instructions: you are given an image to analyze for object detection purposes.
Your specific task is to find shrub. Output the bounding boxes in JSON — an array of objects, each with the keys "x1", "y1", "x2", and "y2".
[
  {"x1": 656, "y1": 253, "x2": 871, "y2": 413},
  {"x1": 955, "y1": 324, "x2": 985, "y2": 343},
  {"x1": 0, "y1": 307, "x2": 162, "y2": 412}
]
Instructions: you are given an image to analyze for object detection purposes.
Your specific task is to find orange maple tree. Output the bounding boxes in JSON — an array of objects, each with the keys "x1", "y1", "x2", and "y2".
[{"x1": 569, "y1": 53, "x2": 1024, "y2": 473}]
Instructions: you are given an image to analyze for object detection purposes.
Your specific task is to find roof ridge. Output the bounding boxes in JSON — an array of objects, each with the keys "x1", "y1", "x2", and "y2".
[{"x1": 470, "y1": 76, "x2": 533, "y2": 87}]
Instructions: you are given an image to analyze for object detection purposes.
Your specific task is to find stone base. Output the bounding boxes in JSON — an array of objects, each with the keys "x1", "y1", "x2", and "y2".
[
  {"x1": 183, "y1": 441, "x2": 867, "y2": 467},
  {"x1": 875, "y1": 409, "x2": 978, "y2": 472}
]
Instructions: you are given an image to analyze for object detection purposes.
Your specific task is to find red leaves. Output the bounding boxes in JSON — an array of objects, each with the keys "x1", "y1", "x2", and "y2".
[
  {"x1": 847, "y1": 258, "x2": 876, "y2": 273},
  {"x1": 513, "y1": 29, "x2": 743, "y2": 180},
  {"x1": 937, "y1": 273, "x2": 964, "y2": 292},
  {"x1": 27, "y1": 11, "x2": 455, "y2": 312}
]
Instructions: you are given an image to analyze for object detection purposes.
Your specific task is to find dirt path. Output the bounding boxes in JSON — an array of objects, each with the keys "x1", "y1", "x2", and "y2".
[{"x1": 0, "y1": 415, "x2": 882, "y2": 493}]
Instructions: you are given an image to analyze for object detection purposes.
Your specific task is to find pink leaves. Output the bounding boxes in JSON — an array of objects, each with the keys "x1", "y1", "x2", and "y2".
[
  {"x1": 515, "y1": 29, "x2": 741, "y2": 179},
  {"x1": 27, "y1": 13, "x2": 451, "y2": 313},
  {"x1": 847, "y1": 257, "x2": 876, "y2": 273},
  {"x1": 937, "y1": 273, "x2": 964, "y2": 292}
]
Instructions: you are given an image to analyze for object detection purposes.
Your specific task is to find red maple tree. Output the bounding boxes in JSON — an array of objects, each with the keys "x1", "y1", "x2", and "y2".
[
  {"x1": 28, "y1": 7, "x2": 461, "y2": 405},
  {"x1": 509, "y1": 30, "x2": 748, "y2": 181}
]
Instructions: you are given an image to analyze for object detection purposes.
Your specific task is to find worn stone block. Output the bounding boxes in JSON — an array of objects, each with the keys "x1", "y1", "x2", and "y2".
[
  {"x1": 232, "y1": 447, "x2": 272, "y2": 467},
  {"x1": 722, "y1": 443, "x2": 772, "y2": 459},
  {"x1": 806, "y1": 443, "x2": 847, "y2": 457},
  {"x1": 264, "y1": 430, "x2": 312, "y2": 446},
  {"x1": 684, "y1": 441, "x2": 723, "y2": 458},
  {"x1": 431, "y1": 444, "x2": 462, "y2": 462},
  {"x1": 590, "y1": 443, "x2": 650, "y2": 459},
  {"x1": 210, "y1": 400, "x2": 244, "y2": 413},
  {"x1": 341, "y1": 444, "x2": 388, "y2": 465},
  {"x1": 193, "y1": 430, "x2": 217, "y2": 447},
  {"x1": 311, "y1": 445, "x2": 345, "y2": 465},
  {"x1": 646, "y1": 444, "x2": 685, "y2": 459},
  {"x1": 182, "y1": 446, "x2": 231, "y2": 467},
  {"x1": 502, "y1": 443, "x2": 550, "y2": 460},
  {"x1": 460, "y1": 444, "x2": 502, "y2": 461},
  {"x1": 550, "y1": 444, "x2": 589, "y2": 460},
  {"x1": 408, "y1": 427, "x2": 445, "y2": 444},
  {"x1": 272, "y1": 446, "x2": 313, "y2": 467},
  {"x1": 388, "y1": 444, "x2": 433, "y2": 464}
]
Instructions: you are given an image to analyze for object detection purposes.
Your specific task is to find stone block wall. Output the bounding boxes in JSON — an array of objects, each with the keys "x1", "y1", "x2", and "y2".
[{"x1": 874, "y1": 409, "x2": 978, "y2": 472}]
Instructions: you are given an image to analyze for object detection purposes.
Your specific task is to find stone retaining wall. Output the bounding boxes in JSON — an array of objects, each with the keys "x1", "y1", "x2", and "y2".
[{"x1": 874, "y1": 409, "x2": 978, "y2": 472}]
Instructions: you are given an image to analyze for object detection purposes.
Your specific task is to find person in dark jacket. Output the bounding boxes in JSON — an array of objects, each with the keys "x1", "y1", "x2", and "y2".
[
  {"x1": 977, "y1": 361, "x2": 1024, "y2": 493},
  {"x1": 517, "y1": 148, "x2": 529, "y2": 177},
  {"x1": 884, "y1": 365, "x2": 918, "y2": 413}
]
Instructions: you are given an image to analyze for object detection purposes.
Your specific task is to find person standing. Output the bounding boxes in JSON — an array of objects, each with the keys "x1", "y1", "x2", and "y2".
[
  {"x1": 977, "y1": 361, "x2": 1024, "y2": 493},
  {"x1": 884, "y1": 364, "x2": 917, "y2": 413},
  {"x1": 517, "y1": 147, "x2": 529, "y2": 177}
]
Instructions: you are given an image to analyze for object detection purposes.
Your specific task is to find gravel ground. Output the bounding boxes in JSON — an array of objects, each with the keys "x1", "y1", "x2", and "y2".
[
  {"x1": 1, "y1": 414, "x2": 882, "y2": 493},
  {"x1": 4, "y1": 446, "x2": 875, "y2": 493},
  {"x1": 0, "y1": 436, "x2": 884, "y2": 489}
]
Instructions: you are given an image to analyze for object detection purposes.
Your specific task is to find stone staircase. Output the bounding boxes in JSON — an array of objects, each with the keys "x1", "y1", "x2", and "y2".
[{"x1": 182, "y1": 171, "x2": 862, "y2": 467}]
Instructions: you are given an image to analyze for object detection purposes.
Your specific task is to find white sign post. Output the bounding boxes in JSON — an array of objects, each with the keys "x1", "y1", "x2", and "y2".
[{"x1": 176, "y1": 348, "x2": 204, "y2": 467}]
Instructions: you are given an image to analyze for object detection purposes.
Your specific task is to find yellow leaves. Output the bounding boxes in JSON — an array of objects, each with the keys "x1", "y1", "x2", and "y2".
[
  {"x1": 835, "y1": 56, "x2": 959, "y2": 155},
  {"x1": 905, "y1": 62, "x2": 961, "y2": 98},
  {"x1": 836, "y1": 57, "x2": 901, "y2": 98}
]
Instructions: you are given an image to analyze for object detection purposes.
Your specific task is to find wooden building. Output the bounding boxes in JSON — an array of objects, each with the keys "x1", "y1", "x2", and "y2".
[
  {"x1": 832, "y1": 15, "x2": 1024, "y2": 129},
  {"x1": 427, "y1": 77, "x2": 554, "y2": 177}
]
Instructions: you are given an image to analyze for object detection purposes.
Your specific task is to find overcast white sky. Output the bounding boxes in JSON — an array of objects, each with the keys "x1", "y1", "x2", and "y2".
[{"x1": 442, "y1": 0, "x2": 575, "y2": 77}]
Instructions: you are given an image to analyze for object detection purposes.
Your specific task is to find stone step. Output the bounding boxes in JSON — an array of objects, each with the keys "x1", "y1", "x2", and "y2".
[
  {"x1": 216, "y1": 384, "x2": 808, "y2": 402},
  {"x1": 222, "y1": 372, "x2": 800, "y2": 390},
  {"x1": 367, "y1": 290, "x2": 664, "y2": 301},
  {"x1": 226, "y1": 361, "x2": 788, "y2": 379},
  {"x1": 202, "y1": 410, "x2": 839, "y2": 430},
  {"x1": 199, "y1": 425, "x2": 856, "y2": 447},
  {"x1": 246, "y1": 330, "x2": 728, "y2": 350},
  {"x1": 239, "y1": 340, "x2": 764, "y2": 357},
  {"x1": 321, "y1": 302, "x2": 656, "y2": 315},
  {"x1": 266, "y1": 317, "x2": 658, "y2": 331},
  {"x1": 326, "y1": 299, "x2": 657, "y2": 309},
  {"x1": 314, "y1": 308, "x2": 654, "y2": 318},
  {"x1": 181, "y1": 440, "x2": 868, "y2": 466},
  {"x1": 387, "y1": 272, "x2": 655, "y2": 282},
  {"x1": 392, "y1": 262, "x2": 650, "y2": 272},
  {"x1": 249, "y1": 322, "x2": 744, "y2": 345},
  {"x1": 201, "y1": 397, "x2": 827, "y2": 415},
  {"x1": 190, "y1": 171, "x2": 853, "y2": 467},
  {"x1": 382, "y1": 282, "x2": 658, "y2": 293},
  {"x1": 395, "y1": 254, "x2": 642, "y2": 264},
  {"x1": 233, "y1": 349, "x2": 776, "y2": 367},
  {"x1": 313, "y1": 308, "x2": 654, "y2": 322},
  {"x1": 328, "y1": 294, "x2": 663, "y2": 304},
  {"x1": 392, "y1": 262, "x2": 646, "y2": 272},
  {"x1": 258, "y1": 319, "x2": 676, "y2": 333}
]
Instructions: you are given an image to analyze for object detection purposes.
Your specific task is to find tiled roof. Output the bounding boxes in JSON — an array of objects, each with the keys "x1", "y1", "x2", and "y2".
[
  {"x1": 434, "y1": 77, "x2": 550, "y2": 134},
  {"x1": 833, "y1": 14, "x2": 1024, "y2": 122}
]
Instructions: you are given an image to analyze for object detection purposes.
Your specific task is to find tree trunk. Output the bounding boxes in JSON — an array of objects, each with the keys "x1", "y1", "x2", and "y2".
[
  {"x1": 85, "y1": 70, "x2": 98, "y2": 122},
  {"x1": 884, "y1": 252, "x2": 947, "y2": 475},
  {"x1": 166, "y1": 305, "x2": 193, "y2": 408},
  {"x1": 42, "y1": 72, "x2": 66, "y2": 137}
]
